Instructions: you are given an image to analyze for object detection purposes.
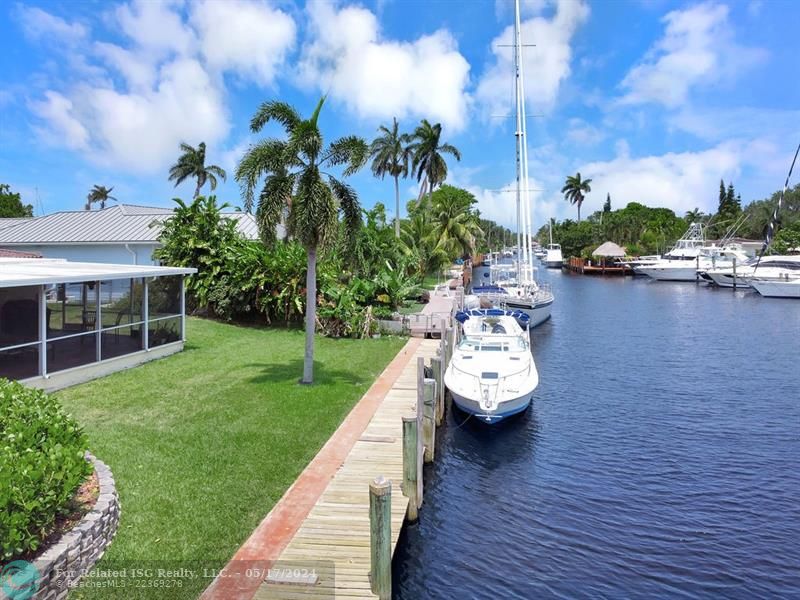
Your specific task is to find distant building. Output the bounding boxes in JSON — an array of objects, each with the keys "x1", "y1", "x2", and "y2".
[{"x1": 0, "y1": 204, "x2": 259, "y2": 265}]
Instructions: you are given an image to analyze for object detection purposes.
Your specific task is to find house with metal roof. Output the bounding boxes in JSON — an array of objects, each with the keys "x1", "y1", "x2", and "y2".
[
  {"x1": 0, "y1": 256, "x2": 196, "y2": 390},
  {"x1": 0, "y1": 204, "x2": 259, "y2": 265}
]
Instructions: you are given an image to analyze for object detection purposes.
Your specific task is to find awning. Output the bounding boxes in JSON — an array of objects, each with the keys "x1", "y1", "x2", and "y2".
[{"x1": 0, "y1": 258, "x2": 196, "y2": 288}]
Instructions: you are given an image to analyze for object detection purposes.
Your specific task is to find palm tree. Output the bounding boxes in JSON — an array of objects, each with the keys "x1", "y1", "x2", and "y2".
[
  {"x1": 168, "y1": 142, "x2": 227, "y2": 199},
  {"x1": 85, "y1": 185, "x2": 117, "y2": 210},
  {"x1": 684, "y1": 207, "x2": 705, "y2": 224},
  {"x1": 369, "y1": 117, "x2": 411, "y2": 237},
  {"x1": 429, "y1": 185, "x2": 482, "y2": 259},
  {"x1": 408, "y1": 119, "x2": 461, "y2": 206},
  {"x1": 561, "y1": 172, "x2": 592, "y2": 223},
  {"x1": 235, "y1": 97, "x2": 368, "y2": 384}
]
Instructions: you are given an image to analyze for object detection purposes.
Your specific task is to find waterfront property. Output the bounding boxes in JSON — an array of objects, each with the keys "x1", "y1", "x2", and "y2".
[
  {"x1": 0, "y1": 257, "x2": 196, "y2": 389},
  {"x1": 0, "y1": 203, "x2": 259, "y2": 264},
  {"x1": 55, "y1": 318, "x2": 406, "y2": 600}
]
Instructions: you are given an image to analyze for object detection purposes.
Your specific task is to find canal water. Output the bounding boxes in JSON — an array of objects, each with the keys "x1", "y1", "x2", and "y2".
[{"x1": 393, "y1": 268, "x2": 799, "y2": 599}]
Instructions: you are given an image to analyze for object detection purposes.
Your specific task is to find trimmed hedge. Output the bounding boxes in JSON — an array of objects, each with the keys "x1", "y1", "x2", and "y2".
[{"x1": 0, "y1": 379, "x2": 91, "y2": 559}]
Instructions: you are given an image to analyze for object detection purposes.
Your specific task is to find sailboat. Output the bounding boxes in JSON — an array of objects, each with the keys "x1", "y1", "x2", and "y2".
[{"x1": 467, "y1": 0, "x2": 555, "y2": 327}]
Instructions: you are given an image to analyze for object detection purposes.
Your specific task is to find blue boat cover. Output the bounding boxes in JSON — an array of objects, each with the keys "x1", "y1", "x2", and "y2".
[
  {"x1": 472, "y1": 285, "x2": 509, "y2": 294},
  {"x1": 454, "y1": 308, "x2": 530, "y2": 325}
]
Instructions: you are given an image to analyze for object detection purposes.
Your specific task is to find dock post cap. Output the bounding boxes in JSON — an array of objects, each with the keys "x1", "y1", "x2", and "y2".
[{"x1": 370, "y1": 476, "x2": 392, "y2": 495}]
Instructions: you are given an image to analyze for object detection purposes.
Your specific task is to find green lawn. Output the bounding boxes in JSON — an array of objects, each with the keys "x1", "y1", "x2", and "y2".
[
  {"x1": 57, "y1": 317, "x2": 405, "y2": 599},
  {"x1": 398, "y1": 301, "x2": 426, "y2": 315},
  {"x1": 421, "y1": 272, "x2": 443, "y2": 290}
]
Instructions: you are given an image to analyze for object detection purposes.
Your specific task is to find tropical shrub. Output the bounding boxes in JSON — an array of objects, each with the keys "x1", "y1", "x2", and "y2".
[
  {"x1": 154, "y1": 196, "x2": 241, "y2": 309},
  {"x1": 0, "y1": 379, "x2": 91, "y2": 559}
]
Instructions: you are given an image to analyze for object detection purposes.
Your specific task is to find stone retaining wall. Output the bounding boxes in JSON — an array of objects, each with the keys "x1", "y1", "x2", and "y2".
[{"x1": 31, "y1": 453, "x2": 120, "y2": 600}]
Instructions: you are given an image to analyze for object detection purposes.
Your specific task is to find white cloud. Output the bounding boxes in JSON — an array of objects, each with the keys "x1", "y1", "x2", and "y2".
[
  {"x1": 15, "y1": 4, "x2": 87, "y2": 43},
  {"x1": 191, "y1": 0, "x2": 295, "y2": 85},
  {"x1": 577, "y1": 141, "x2": 746, "y2": 215},
  {"x1": 619, "y1": 2, "x2": 767, "y2": 107},
  {"x1": 298, "y1": 2, "x2": 471, "y2": 131},
  {"x1": 81, "y1": 59, "x2": 229, "y2": 173},
  {"x1": 565, "y1": 118, "x2": 605, "y2": 146},
  {"x1": 27, "y1": 0, "x2": 297, "y2": 174},
  {"x1": 477, "y1": 0, "x2": 589, "y2": 116},
  {"x1": 30, "y1": 91, "x2": 89, "y2": 150},
  {"x1": 115, "y1": 0, "x2": 195, "y2": 58}
]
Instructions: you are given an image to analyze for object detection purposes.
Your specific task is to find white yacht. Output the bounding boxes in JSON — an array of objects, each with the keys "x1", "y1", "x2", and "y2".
[
  {"x1": 444, "y1": 309, "x2": 538, "y2": 424},
  {"x1": 749, "y1": 276, "x2": 800, "y2": 298},
  {"x1": 703, "y1": 255, "x2": 800, "y2": 287},
  {"x1": 635, "y1": 223, "x2": 716, "y2": 281},
  {"x1": 544, "y1": 244, "x2": 563, "y2": 269},
  {"x1": 640, "y1": 244, "x2": 750, "y2": 282}
]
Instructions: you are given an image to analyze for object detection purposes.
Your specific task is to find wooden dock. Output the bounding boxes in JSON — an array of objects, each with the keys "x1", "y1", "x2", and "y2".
[
  {"x1": 566, "y1": 256, "x2": 633, "y2": 276},
  {"x1": 253, "y1": 339, "x2": 440, "y2": 599},
  {"x1": 201, "y1": 320, "x2": 455, "y2": 600}
]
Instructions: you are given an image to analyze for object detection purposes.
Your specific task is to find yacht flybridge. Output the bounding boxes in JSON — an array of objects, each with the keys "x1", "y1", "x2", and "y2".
[{"x1": 444, "y1": 309, "x2": 538, "y2": 424}]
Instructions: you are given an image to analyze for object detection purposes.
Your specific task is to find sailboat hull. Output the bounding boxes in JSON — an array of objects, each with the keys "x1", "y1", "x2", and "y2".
[{"x1": 502, "y1": 298, "x2": 553, "y2": 327}]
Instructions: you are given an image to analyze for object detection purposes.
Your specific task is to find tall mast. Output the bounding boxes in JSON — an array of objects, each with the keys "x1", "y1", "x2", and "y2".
[
  {"x1": 513, "y1": 0, "x2": 523, "y2": 282},
  {"x1": 514, "y1": 0, "x2": 534, "y2": 284}
]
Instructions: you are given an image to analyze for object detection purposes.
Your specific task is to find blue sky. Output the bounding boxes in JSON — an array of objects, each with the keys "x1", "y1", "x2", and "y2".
[{"x1": 1, "y1": 0, "x2": 799, "y2": 228}]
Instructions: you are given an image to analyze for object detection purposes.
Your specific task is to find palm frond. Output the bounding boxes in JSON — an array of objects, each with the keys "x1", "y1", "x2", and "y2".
[
  {"x1": 250, "y1": 101, "x2": 301, "y2": 133},
  {"x1": 235, "y1": 139, "x2": 290, "y2": 210},
  {"x1": 257, "y1": 172, "x2": 294, "y2": 245},
  {"x1": 324, "y1": 136, "x2": 368, "y2": 176}
]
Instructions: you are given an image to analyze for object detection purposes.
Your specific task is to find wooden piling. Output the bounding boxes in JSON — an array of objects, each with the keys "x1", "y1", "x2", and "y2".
[
  {"x1": 431, "y1": 356, "x2": 444, "y2": 425},
  {"x1": 416, "y1": 355, "x2": 425, "y2": 418},
  {"x1": 402, "y1": 416, "x2": 420, "y2": 521},
  {"x1": 422, "y1": 378, "x2": 436, "y2": 463},
  {"x1": 369, "y1": 476, "x2": 392, "y2": 599},
  {"x1": 732, "y1": 256, "x2": 737, "y2": 289}
]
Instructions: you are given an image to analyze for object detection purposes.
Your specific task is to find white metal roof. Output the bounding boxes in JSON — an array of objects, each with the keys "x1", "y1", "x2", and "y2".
[
  {"x1": 0, "y1": 204, "x2": 259, "y2": 244},
  {"x1": 0, "y1": 217, "x2": 32, "y2": 231},
  {"x1": 0, "y1": 258, "x2": 196, "y2": 288}
]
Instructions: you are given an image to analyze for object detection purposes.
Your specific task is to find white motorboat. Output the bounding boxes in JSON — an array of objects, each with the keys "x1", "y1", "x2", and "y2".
[
  {"x1": 444, "y1": 309, "x2": 538, "y2": 424},
  {"x1": 703, "y1": 255, "x2": 800, "y2": 287},
  {"x1": 633, "y1": 224, "x2": 752, "y2": 281},
  {"x1": 749, "y1": 276, "x2": 800, "y2": 298},
  {"x1": 544, "y1": 243, "x2": 563, "y2": 268},
  {"x1": 640, "y1": 244, "x2": 751, "y2": 282}
]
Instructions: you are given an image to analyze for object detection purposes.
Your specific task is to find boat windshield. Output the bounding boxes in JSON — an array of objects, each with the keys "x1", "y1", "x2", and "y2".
[{"x1": 459, "y1": 335, "x2": 527, "y2": 352}]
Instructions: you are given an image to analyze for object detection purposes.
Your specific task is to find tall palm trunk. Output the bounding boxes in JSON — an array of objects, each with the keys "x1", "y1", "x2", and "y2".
[
  {"x1": 577, "y1": 195, "x2": 582, "y2": 223},
  {"x1": 302, "y1": 245, "x2": 317, "y2": 384},
  {"x1": 394, "y1": 175, "x2": 400, "y2": 237},
  {"x1": 194, "y1": 180, "x2": 202, "y2": 199}
]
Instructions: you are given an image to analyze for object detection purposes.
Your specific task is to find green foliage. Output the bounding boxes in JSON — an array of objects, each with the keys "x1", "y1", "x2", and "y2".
[
  {"x1": 538, "y1": 201, "x2": 687, "y2": 257},
  {"x1": 369, "y1": 118, "x2": 412, "y2": 236},
  {"x1": 85, "y1": 185, "x2": 116, "y2": 211},
  {"x1": 407, "y1": 119, "x2": 461, "y2": 200},
  {"x1": 709, "y1": 179, "x2": 743, "y2": 238},
  {"x1": 168, "y1": 142, "x2": 227, "y2": 199},
  {"x1": 740, "y1": 184, "x2": 800, "y2": 240},
  {"x1": 154, "y1": 196, "x2": 241, "y2": 309},
  {"x1": 772, "y1": 220, "x2": 800, "y2": 254},
  {"x1": 603, "y1": 193, "x2": 611, "y2": 213},
  {"x1": 0, "y1": 379, "x2": 91, "y2": 559},
  {"x1": 561, "y1": 172, "x2": 593, "y2": 222},
  {"x1": 0, "y1": 184, "x2": 33, "y2": 217}
]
